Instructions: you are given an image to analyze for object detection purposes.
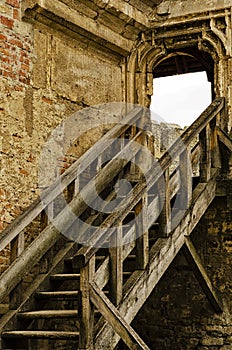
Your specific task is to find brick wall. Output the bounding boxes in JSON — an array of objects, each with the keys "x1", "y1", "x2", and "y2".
[{"x1": 0, "y1": 0, "x2": 32, "y2": 87}]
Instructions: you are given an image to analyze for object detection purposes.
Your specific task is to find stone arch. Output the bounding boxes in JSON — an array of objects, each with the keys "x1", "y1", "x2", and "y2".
[{"x1": 127, "y1": 23, "x2": 229, "y2": 121}]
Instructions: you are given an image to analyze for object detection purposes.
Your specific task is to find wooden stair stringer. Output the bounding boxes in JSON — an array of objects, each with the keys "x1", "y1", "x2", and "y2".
[
  {"x1": 94, "y1": 170, "x2": 218, "y2": 349},
  {"x1": 0, "y1": 241, "x2": 77, "y2": 333}
]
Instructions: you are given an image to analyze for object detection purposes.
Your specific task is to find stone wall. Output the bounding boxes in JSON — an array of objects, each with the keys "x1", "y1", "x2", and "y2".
[{"x1": 130, "y1": 193, "x2": 232, "y2": 350}]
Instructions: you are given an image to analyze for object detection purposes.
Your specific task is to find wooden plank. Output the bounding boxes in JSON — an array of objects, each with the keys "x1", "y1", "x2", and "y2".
[
  {"x1": 199, "y1": 123, "x2": 211, "y2": 182},
  {"x1": 90, "y1": 282, "x2": 150, "y2": 350},
  {"x1": 135, "y1": 196, "x2": 149, "y2": 269},
  {"x1": 0, "y1": 106, "x2": 143, "y2": 253},
  {"x1": 0, "y1": 129, "x2": 144, "y2": 300},
  {"x1": 72, "y1": 103, "x2": 222, "y2": 269},
  {"x1": 0, "y1": 241, "x2": 76, "y2": 330},
  {"x1": 94, "y1": 170, "x2": 218, "y2": 349},
  {"x1": 210, "y1": 119, "x2": 221, "y2": 169},
  {"x1": 109, "y1": 226, "x2": 123, "y2": 306},
  {"x1": 179, "y1": 149, "x2": 192, "y2": 209},
  {"x1": 0, "y1": 99, "x2": 223, "y2": 257},
  {"x1": 79, "y1": 256, "x2": 95, "y2": 349},
  {"x1": 217, "y1": 126, "x2": 232, "y2": 152},
  {"x1": 182, "y1": 237, "x2": 223, "y2": 313},
  {"x1": 158, "y1": 169, "x2": 171, "y2": 236}
]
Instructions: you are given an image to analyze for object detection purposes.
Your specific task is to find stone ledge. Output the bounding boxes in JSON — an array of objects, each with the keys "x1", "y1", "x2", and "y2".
[{"x1": 22, "y1": 0, "x2": 134, "y2": 56}]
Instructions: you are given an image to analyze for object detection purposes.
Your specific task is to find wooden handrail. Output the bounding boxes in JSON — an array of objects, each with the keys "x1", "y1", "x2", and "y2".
[
  {"x1": 0, "y1": 106, "x2": 144, "y2": 252},
  {"x1": 0, "y1": 97, "x2": 225, "y2": 305},
  {"x1": 0, "y1": 126, "x2": 145, "y2": 303},
  {"x1": 73, "y1": 98, "x2": 225, "y2": 266}
]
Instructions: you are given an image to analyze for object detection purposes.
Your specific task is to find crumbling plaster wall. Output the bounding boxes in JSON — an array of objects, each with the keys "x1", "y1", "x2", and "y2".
[{"x1": 0, "y1": 0, "x2": 123, "y2": 248}]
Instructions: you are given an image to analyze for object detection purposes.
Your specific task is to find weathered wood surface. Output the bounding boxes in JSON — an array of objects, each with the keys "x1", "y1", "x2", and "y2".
[
  {"x1": 217, "y1": 126, "x2": 232, "y2": 152},
  {"x1": 73, "y1": 99, "x2": 225, "y2": 267},
  {"x1": 0, "y1": 98, "x2": 226, "y2": 348},
  {"x1": 79, "y1": 256, "x2": 95, "y2": 349},
  {"x1": 0, "y1": 106, "x2": 143, "y2": 253},
  {"x1": 90, "y1": 282, "x2": 150, "y2": 350},
  {"x1": 182, "y1": 237, "x2": 223, "y2": 313},
  {"x1": 0, "y1": 126, "x2": 145, "y2": 303},
  {"x1": 135, "y1": 196, "x2": 149, "y2": 269},
  {"x1": 0, "y1": 241, "x2": 76, "y2": 329},
  {"x1": 94, "y1": 170, "x2": 219, "y2": 349},
  {"x1": 109, "y1": 226, "x2": 123, "y2": 306}
]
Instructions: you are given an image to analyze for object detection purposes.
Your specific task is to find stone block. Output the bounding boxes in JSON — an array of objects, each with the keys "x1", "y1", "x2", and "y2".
[{"x1": 202, "y1": 337, "x2": 224, "y2": 346}]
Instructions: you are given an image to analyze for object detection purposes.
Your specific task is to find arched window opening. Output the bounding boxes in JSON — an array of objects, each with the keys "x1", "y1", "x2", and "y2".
[{"x1": 150, "y1": 50, "x2": 213, "y2": 128}]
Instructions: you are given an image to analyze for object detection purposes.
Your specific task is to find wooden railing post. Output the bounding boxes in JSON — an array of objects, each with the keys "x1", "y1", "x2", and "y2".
[
  {"x1": 158, "y1": 169, "x2": 171, "y2": 237},
  {"x1": 79, "y1": 255, "x2": 95, "y2": 350},
  {"x1": 109, "y1": 226, "x2": 123, "y2": 306},
  {"x1": 135, "y1": 195, "x2": 149, "y2": 269},
  {"x1": 179, "y1": 148, "x2": 192, "y2": 209},
  {"x1": 199, "y1": 123, "x2": 212, "y2": 182},
  {"x1": 9, "y1": 232, "x2": 25, "y2": 308},
  {"x1": 211, "y1": 114, "x2": 222, "y2": 170}
]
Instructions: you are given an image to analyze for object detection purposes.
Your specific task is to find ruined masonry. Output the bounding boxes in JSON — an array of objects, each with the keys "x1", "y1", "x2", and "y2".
[{"x1": 0, "y1": 1, "x2": 232, "y2": 349}]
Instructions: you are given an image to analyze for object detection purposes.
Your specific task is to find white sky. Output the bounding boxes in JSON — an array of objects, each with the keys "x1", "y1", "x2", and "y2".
[{"x1": 150, "y1": 72, "x2": 212, "y2": 128}]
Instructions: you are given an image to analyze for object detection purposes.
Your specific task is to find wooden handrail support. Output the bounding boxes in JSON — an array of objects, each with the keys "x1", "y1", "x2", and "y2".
[
  {"x1": 216, "y1": 126, "x2": 232, "y2": 152},
  {"x1": 90, "y1": 281, "x2": 150, "y2": 350},
  {"x1": 0, "y1": 97, "x2": 225, "y2": 318},
  {"x1": 94, "y1": 169, "x2": 220, "y2": 349},
  {"x1": 73, "y1": 98, "x2": 225, "y2": 267},
  {"x1": 0, "y1": 126, "x2": 146, "y2": 304},
  {"x1": 0, "y1": 106, "x2": 144, "y2": 253}
]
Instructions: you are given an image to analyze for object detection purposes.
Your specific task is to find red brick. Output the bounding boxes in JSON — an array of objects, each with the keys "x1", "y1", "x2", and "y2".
[
  {"x1": 9, "y1": 38, "x2": 23, "y2": 48},
  {"x1": 1, "y1": 57, "x2": 10, "y2": 64},
  {"x1": 42, "y1": 96, "x2": 53, "y2": 104},
  {"x1": 13, "y1": 9, "x2": 19, "y2": 20},
  {"x1": 0, "y1": 48, "x2": 10, "y2": 56},
  {"x1": 14, "y1": 85, "x2": 24, "y2": 91},
  {"x1": 0, "y1": 34, "x2": 7, "y2": 41},
  {"x1": 19, "y1": 76, "x2": 30, "y2": 84},
  {"x1": 21, "y1": 63, "x2": 30, "y2": 71},
  {"x1": 0, "y1": 16, "x2": 14, "y2": 29},
  {"x1": 3, "y1": 70, "x2": 15, "y2": 79},
  {"x1": 20, "y1": 169, "x2": 29, "y2": 176},
  {"x1": 19, "y1": 69, "x2": 27, "y2": 77},
  {"x1": 6, "y1": 0, "x2": 20, "y2": 8},
  {"x1": 2, "y1": 63, "x2": 13, "y2": 71}
]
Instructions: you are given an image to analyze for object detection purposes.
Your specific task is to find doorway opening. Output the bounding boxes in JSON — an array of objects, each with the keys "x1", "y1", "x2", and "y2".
[{"x1": 150, "y1": 50, "x2": 214, "y2": 128}]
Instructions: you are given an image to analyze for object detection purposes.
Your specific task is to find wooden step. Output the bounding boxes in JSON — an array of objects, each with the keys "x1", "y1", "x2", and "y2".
[
  {"x1": 18, "y1": 310, "x2": 79, "y2": 320},
  {"x1": 2, "y1": 330, "x2": 79, "y2": 340},
  {"x1": 50, "y1": 273, "x2": 80, "y2": 281},
  {"x1": 35, "y1": 291, "x2": 78, "y2": 299},
  {"x1": 0, "y1": 303, "x2": 8, "y2": 315}
]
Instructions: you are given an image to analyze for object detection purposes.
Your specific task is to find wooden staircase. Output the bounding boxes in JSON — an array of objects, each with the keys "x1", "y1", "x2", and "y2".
[{"x1": 0, "y1": 98, "x2": 231, "y2": 349}]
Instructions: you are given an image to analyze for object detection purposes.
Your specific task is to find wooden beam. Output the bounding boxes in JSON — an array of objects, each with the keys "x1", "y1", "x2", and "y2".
[
  {"x1": 0, "y1": 107, "x2": 143, "y2": 253},
  {"x1": 217, "y1": 126, "x2": 232, "y2": 152},
  {"x1": 79, "y1": 256, "x2": 95, "y2": 349},
  {"x1": 90, "y1": 282, "x2": 150, "y2": 350},
  {"x1": 135, "y1": 195, "x2": 149, "y2": 269},
  {"x1": 109, "y1": 227, "x2": 123, "y2": 306},
  {"x1": 199, "y1": 123, "x2": 211, "y2": 182},
  {"x1": 23, "y1": 0, "x2": 134, "y2": 56},
  {"x1": 182, "y1": 237, "x2": 223, "y2": 313}
]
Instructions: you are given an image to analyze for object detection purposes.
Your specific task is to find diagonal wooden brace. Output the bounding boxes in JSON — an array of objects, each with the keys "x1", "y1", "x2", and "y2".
[
  {"x1": 182, "y1": 237, "x2": 223, "y2": 313},
  {"x1": 89, "y1": 282, "x2": 150, "y2": 350}
]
